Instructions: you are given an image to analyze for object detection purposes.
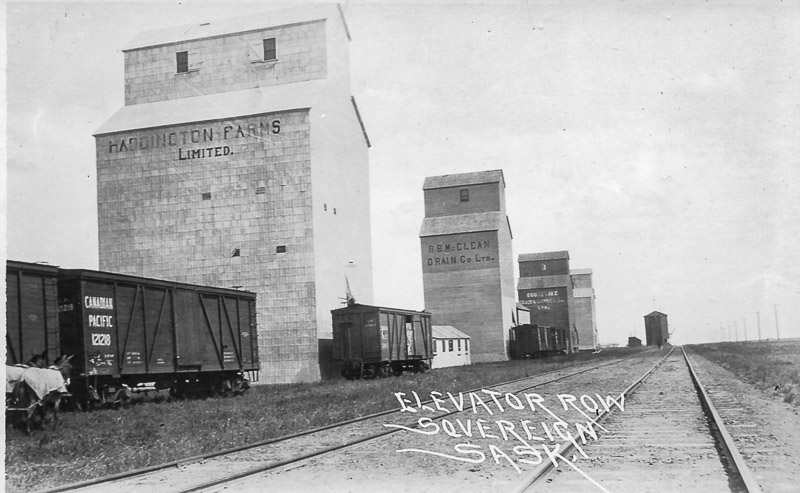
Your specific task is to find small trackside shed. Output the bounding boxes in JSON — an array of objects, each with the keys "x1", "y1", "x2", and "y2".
[
  {"x1": 331, "y1": 304, "x2": 432, "y2": 379},
  {"x1": 628, "y1": 336, "x2": 642, "y2": 347},
  {"x1": 431, "y1": 325, "x2": 471, "y2": 369},
  {"x1": 6, "y1": 261, "x2": 61, "y2": 367}
]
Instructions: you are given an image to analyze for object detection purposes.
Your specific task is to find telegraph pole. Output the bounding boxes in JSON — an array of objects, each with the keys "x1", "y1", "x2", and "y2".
[
  {"x1": 742, "y1": 317, "x2": 747, "y2": 341},
  {"x1": 734, "y1": 321, "x2": 738, "y2": 341},
  {"x1": 757, "y1": 311, "x2": 761, "y2": 341},
  {"x1": 773, "y1": 304, "x2": 781, "y2": 340}
]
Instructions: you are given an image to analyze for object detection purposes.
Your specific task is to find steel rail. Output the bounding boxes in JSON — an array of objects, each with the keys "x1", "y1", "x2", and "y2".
[
  {"x1": 509, "y1": 347, "x2": 676, "y2": 493},
  {"x1": 41, "y1": 355, "x2": 635, "y2": 493},
  {"x1": 510, "y1": 346, "x2": 763, "y2": 493},
  {"x1": 682, "y1": 347, "x2": 763, "y2": 493},
  {"x1": 173, "y1": 357, "x2": 636, "y2": 493}
]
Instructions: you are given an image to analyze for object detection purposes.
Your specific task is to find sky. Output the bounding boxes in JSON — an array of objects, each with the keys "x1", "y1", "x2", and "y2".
[{"x1": 4, "y1": 0, "x2": 799, "y2": 346}]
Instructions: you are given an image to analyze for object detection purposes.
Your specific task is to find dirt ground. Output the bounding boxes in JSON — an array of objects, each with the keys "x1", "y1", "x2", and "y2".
[{"x1": 207, "y1": 352, "x2": 800, "y2": 493}]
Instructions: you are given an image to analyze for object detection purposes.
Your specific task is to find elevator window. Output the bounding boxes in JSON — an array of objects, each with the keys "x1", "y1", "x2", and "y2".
[
  {"x1": 263, "y1": 38, "x2": 277, "y2": 61},
  {"x1": 176, "y1": 51, "x2": 189, "y2": 73}
]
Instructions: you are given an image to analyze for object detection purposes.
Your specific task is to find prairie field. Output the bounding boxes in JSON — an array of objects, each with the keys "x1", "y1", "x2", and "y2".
[
  {"x1": 688, "y1": 339, "x2": 800, "y2": 405},
  {"x1": 5, "y1": 347, "x2": 643, "y2": 492}
]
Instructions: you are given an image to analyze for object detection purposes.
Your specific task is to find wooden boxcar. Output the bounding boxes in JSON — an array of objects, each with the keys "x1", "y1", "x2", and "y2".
[
  {"x1": 331, "y1": 304, "x2": 432, "y2": 379},
  {"x1": 6, "y1": 261, "x2": 61, "y2": 367},
  {"x1": 509, "y1": 324, "x2": 569, "y2": 359},
  {"x1": 56, "y1": 268, "x2": 259, "y2": 404}
]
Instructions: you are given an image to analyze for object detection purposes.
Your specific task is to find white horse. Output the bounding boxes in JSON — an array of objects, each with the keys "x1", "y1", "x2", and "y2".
[{"x1": 6, "y1": 355, "x2": 72, "y2": 433}]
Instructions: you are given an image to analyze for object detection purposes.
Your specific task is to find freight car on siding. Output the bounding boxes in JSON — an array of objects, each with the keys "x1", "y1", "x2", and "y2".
[
  {"x1": 332, "y1": 304, "x2": 432, "y2": 379},
  {"x1": 6, "y1": 261, "x2": 61, "y2": 367},
  {"x1": 508, "y1": 324, "x2": 570, "y2": 359},
  {"x1": 55, "y1": 268, "x2": 260, "y2": 405}
]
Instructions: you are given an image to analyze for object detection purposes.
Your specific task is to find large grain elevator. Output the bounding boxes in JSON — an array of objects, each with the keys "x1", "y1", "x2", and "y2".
[
  {"x1": 570, "y1": 268, "x2": 598, "y2": 350},
  {"x1": 94, "y1": 5, "x2": 373, "y2": 383},
  {"x1": 517, "y1": 251, "x2": 575, "y2": 352},
  {"x1": 419, "y1": 170, "x2": 515, "y2": 363}
]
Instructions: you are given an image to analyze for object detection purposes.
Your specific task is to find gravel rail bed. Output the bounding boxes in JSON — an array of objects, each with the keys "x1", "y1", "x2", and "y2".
[
  {"x1": 61, "y1": 358, "x2": 628, "y2": 493},
  {"x1": 687, "y1": 351, "x2": 800, "y2": 493},
  {"x1": 191, "y1": 353, "x2": 667, "y2": 492},
  {"x1": 533, "y1": 349, "x2": 742, "y2": 492}
]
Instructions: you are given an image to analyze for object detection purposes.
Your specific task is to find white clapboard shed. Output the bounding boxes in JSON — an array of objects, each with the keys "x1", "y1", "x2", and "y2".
[{"x1": 432, "y1": 325, "x2": 472, "y2": 369}]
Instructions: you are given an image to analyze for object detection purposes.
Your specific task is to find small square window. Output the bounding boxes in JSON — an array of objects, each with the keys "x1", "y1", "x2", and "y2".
[
  {"x1": 263, "y1": 38, "x2": 277, "y2": 61},
  {"x1": 276, "y1": 245, "x2": 287, "y2": 254},
  {"x1": 176, "y1": 51, "x2": 189, "y2": 73},
  {"x1": 201, "y1": 192, "x2": 211, "y2": 200},
  {"x1": 460, "y1": 189, "x2": 469, "y2": 202},
  {"x1": 231, "y1": 248, "x2": 241, "y2": 257},
  {"x1": 255, "y1": 187, "x2": 266, "y2": 195}
]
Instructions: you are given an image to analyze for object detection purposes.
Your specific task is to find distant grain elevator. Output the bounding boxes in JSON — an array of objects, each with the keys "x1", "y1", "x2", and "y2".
[
  {"x1": 419, "y1": 170, "x2": 515, "y2": 363},
  {"x1": 644, "y1": 311, "x2": 669, "y2": 346}
]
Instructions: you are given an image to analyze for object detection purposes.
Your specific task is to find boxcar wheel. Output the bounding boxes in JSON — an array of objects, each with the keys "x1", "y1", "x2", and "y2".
[{"x1": 378, "y1": 363, "x2": 393, "y2": 378}]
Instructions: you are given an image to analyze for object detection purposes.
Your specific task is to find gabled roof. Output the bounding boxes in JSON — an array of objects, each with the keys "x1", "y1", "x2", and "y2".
[
  {"x1": 519, "y1": 251, "x2": 570, "y2": 262},
  {"x1": 420, "y1": 211, "x2": 506, "y2": 237},
  {"x1": 645, "y1": 311, "x2": 668, "y2": 317},
  {"x1": 423, "y1": 170, "x2": 505, "y2": 190},
  {"x1": 123, "y1": 4, "x2": 348, "y2": 52},
  {"x1": 432, "y1": 325, "x2": 471, "y2": 339},
  {"x1": 94, "y1": 80, "x2": 327, "y2": 135},
  {"x1": 570, "y1": 268, "x2": 593, "y2": 275}
]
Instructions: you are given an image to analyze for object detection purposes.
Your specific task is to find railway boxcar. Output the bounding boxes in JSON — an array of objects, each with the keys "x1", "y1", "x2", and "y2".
[
  {"x1": 56, "y1": 268, "x2": 259, "y2": 404},
  {"x1": 509, "y1": 324, "x2": 569, "y2": 359},
  {"x1": 6, "y1": 261, "x2": 61, "y2": 367},
  {"x1": 331, "y1": 304, "x2": 432, "y2": 379}
]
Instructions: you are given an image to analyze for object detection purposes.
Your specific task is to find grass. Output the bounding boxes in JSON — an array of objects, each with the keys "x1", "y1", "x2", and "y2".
[
  {"x1": 5, "y1": 347, "x2": 646, "y2": 492},
  {"x1": 687, "y1": 340, "x2": 800, "y2": 406}
]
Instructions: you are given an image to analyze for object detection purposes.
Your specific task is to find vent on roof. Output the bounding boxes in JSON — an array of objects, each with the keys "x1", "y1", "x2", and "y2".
[
  {"x1": 256, "y1": 187, "x2": 266, "y2": 195},
  {"x1": 202, "y1": 192, "x2": 212, "y2": 200}
]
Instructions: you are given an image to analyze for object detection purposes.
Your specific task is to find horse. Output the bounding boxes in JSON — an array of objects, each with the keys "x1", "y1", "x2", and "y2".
[
  {"x1": 6, "y1": 354, "x2": 72, "y2": 433},
  {"x1": 26, "y1": 350, "x2": 48, "y2": 369}
]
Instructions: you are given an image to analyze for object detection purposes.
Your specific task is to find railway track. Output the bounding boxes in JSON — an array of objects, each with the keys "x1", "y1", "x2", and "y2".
[
  {"x1": 190, "y1": 351, "x2": 670, "y2": 492},
  {"x1": 516, "y1": 347, "x2": 761, "y2": 493},
  {"x1": 48, "y1": 348, "x2": 759, "y2": 493},
  {"x1": 684, "y1": 348, "x2": 800, "y2": 493},
  {"x1": 47, "y1": 356, "x2": 633, "y2": 493}
]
